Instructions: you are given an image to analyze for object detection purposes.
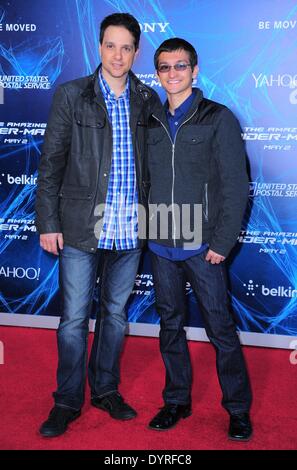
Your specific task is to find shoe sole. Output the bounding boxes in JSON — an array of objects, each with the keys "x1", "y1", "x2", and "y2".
[
  {"x1": 148, "y1": 410, "x2": 192, "y2": 431},
  {"x1": 39, "y1": 410, "x2": 81, "y2": 438},
  {"x1": 91, "y1": 401, "x2": 137, "y2": 420},
  {"x1": 228, "y1": 432, "x2": 253, "y2": 442}
]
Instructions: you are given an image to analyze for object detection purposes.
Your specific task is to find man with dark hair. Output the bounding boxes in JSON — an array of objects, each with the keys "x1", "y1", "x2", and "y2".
[
  {"x1": 36, "y1": 13, "x2": 160, "y2": 437},
  {"x1": 146, "y1": 38, "x2": 252, "y2": 441}
]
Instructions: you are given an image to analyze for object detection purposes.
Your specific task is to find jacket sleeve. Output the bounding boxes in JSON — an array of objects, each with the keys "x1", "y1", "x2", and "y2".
[
  {"x1": 35, "y1": 85, "x2": 72, "y2": 234},
  {"x1": 209, "y1": 107, "x2": 249, "y2": 257}
]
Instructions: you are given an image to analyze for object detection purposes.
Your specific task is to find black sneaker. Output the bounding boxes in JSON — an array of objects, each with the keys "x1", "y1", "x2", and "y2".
[
  {"x1": 91, "y1": 392, "x2": 137, "y2": 420},
  {"x1": 39, "y1": 406, "x2": 81, "y2": 437}
]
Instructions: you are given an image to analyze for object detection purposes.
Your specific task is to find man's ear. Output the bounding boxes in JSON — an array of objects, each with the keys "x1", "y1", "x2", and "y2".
[{"x1": 192, "y1": 65, "x2": 199, "y2": 80}]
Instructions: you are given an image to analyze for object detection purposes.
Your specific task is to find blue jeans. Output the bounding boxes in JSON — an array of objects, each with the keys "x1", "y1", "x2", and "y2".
[
  {"x1": 150, "y1": 251, "x2": 252, "y2": 414},
  {"x1": 53, "y1": 244, "x2": 141, "y2": 410}
]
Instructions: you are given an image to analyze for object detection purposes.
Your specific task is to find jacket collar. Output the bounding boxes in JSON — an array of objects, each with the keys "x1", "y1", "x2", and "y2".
[
  {"x1": 81, "y1": 64, "x2": 153, "y2": 106},
  {"x1": 152, "y1": 87, "x2": 204, "y2": 123}
]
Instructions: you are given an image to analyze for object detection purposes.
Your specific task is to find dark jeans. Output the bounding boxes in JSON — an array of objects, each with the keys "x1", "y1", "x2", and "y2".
[
  {"x1": 53, "y1": 244, "x2": 141, "y2": 410},
  {"x1": 151, "y1": 251, "x2": 252, "y2": 414}
]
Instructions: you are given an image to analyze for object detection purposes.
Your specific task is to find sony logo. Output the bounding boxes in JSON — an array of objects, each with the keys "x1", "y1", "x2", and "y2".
[{"x1": 139, "y1": 22, "x2": 170, "y2": 33}]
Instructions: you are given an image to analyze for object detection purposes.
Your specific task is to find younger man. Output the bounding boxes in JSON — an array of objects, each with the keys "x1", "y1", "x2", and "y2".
[{"x1": 147, "y1": 38, "x2": 252, "y2": 441}]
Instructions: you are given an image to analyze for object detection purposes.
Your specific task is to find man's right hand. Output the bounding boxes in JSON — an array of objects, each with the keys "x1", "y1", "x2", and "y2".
[{"x1": 40, "y1": 233, "x2": 64, "y2": 255}]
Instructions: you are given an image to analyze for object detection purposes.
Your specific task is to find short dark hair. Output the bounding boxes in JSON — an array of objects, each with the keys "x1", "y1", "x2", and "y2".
[
  {"x1": 154, "y1": 38, "x2": 198, "y2": 70},
  {"x1": 100, "y1": 13, "x2": 141, "y2": 50}
]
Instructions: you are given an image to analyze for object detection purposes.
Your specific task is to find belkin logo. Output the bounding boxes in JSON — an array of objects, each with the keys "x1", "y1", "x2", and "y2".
[
  {"x1": 243, "y1": 280, "x2": 297, "y2": 298},
  {"x1": 243, "y1": 280, "x2": 259, "y2": 296},
  {"x1": 262, "y1": 285, "x2": 297, "y2": 298}
]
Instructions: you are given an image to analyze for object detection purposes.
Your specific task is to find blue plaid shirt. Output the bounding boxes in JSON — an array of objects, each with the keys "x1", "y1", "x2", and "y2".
[{"x1": 98, "y1": 70, "x2": 138, "y2": 250}]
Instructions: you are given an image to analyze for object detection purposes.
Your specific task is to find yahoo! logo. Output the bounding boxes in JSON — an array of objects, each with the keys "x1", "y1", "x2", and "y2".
[
  {"x1": 252, "y1": 73, "x2": 297, "y2": 105},
  {"x1": 0, "y1": 266, "x2": 40, "y2": 280},
  {"x1": 252, "y1": 73, "x2": 297, "y2": 88}
]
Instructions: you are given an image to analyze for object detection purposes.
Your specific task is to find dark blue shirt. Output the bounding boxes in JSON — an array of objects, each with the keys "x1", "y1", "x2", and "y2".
[
  {"x1": 149, "y1": 91, "x2": 208, "y2": 261},
  {"x1": 166, "y1": 91, "x2": 195, "y2": 140}
]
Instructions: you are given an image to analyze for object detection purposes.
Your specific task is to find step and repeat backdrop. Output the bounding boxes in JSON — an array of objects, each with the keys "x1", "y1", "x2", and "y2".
[{"x1": 1, "y1": 0, "x2": 297, "y2": 347}]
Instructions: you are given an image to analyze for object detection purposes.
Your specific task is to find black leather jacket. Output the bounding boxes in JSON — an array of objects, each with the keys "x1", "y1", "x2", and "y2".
[{"x1": 35, "y1": 66, "x2": 160, "y2": 252}]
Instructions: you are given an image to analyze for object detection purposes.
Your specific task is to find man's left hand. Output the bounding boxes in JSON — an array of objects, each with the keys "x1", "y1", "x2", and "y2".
[{"x1": 205, "y1": 249, "x2": 225, "y2": 264}]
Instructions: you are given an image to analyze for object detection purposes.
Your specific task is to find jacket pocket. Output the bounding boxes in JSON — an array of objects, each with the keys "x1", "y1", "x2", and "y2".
[
  {"x1": 59, "y1": 186, "x2": 93, "y2": 200},
  {"x1": 179, "y1": 125, "x2": 213, "y2": 163},
  {"x1": 147, "y1": 128, "x2": 165, "y2": 145},
  {"x1": 58, "y1": 187, "x2": 93, "y2": 234},
  {"x1": 74, "y1": 112, "x2": 105, "y2": 129},
  {"x1": 147, "y1": 128, "x2": 169, "y2": 169},
  {"x1": 180, "y1": 125, "x2": 213, "y2": 143}
]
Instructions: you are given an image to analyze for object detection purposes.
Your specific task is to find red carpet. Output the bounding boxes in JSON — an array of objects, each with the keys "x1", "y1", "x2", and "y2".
[{"x1": 0, "y1": 325, "x2": 296, "y2": 450}]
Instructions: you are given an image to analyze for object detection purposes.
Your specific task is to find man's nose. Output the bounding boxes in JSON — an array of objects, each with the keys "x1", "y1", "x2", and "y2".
[
  {"x1": 168, "y1": 66, "x2": 177, "y2": 78},
  {"x1": 114, "y1": 48, "x2": 123, "y2": 59}
]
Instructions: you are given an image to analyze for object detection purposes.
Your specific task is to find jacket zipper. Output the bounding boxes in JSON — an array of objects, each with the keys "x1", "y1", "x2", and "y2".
[
  {"x1": 204, "y1": 183, "x2": 209, "y2": 221},
  {"x1": 152, "y1": 108, "x2": 198, "y2": 246}
]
